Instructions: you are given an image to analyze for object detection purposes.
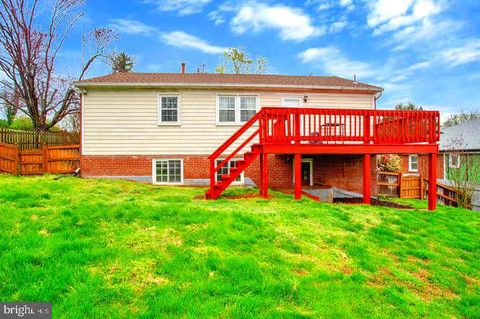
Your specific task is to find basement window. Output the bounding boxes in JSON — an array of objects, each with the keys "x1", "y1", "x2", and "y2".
[
  {"x1": 216, "y1": 159, "x2": 243, "y2": 184},
  {"x1": 153, "y1": 159, "x2": 183, "y2": 184},
  {"x1": 408, "y1": 154, "x2": 418, "y2": 172},
  {"x1": 449, "y1": 154, "x2": 460, "y2": 168},
  {"x1": 158, "y1": 94, "x2": 180, "y2": 124}
]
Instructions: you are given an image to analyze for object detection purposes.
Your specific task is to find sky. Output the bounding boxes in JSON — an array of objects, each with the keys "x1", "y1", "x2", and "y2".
[{"x1": 62, "y1": 0, "x2": 480, "y2": 121}]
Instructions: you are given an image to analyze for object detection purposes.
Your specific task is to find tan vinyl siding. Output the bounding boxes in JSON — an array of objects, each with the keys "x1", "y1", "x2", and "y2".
[{"x1": 82, "y1": 89, "x2": 374, "y2": 155}]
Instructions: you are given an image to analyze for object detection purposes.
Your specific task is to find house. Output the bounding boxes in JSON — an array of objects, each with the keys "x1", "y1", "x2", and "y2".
[
  {"x1": 439, "y1": 119, "x2": 480, "y2": 210},
  {"x1": 75, "y1": 68, "x2": 440, "y2": 210},
  {"x1": 440, "y1": 118, "x2": 480, "y2": 180}
]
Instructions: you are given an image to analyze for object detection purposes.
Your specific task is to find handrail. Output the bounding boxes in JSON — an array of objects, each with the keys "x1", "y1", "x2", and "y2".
[
  {"x1": 208, "y1": 110, "x2": 263, "y2": 160},
  {"x1": 209, "y1": 110, "x2": 263, "y2": 191},
  {"x1": 214, "y1": 128, "x2": 259, "y2": 174}
]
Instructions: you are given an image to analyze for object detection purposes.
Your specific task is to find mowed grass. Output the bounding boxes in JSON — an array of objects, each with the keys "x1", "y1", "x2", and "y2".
[{"x1": 0, "y1": 175, "x2": 479, "y2": 318}]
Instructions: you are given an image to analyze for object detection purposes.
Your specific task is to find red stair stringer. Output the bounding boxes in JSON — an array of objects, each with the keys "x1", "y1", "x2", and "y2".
[{"x1": 205, "y1": 145, "x2": 261, "y2": 199}]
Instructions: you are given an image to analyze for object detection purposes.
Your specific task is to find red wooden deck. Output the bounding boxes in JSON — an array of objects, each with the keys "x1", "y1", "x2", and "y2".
[{"x1": 206, "y1": 107, "x2": 440, "y2": 210}]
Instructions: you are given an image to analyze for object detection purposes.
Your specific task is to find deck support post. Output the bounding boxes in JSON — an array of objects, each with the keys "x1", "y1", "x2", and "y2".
[
  {"x1": 428, "y1": 153, "x2": 437, "y2": 211},
  {"x1": 259, "y1": 152, "x2": 269, "y2": 198},
  {"x1": 294, "y1": 153, "x2": 302, "y2": 200},
  {"x1": 363, "y1": 153, "x2": 371, "y2": 204}
]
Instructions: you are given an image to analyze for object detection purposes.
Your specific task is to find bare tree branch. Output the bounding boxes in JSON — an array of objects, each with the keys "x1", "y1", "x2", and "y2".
[{"x1": 0, "y1": 0, "x2": 115, "y2": 132}]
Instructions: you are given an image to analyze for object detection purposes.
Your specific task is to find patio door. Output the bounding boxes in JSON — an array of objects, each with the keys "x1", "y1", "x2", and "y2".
[
  {"x1": 293, "y1": 159, "x2": 313, "y2": 187},
  {"x1": 301, "y1": 161, "x2": 312, "y2": 186}
]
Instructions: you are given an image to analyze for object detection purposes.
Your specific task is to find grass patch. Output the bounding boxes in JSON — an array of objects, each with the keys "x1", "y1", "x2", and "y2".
[{"x1": 0, "y1": 175, "x2": 479, "y2": 318}]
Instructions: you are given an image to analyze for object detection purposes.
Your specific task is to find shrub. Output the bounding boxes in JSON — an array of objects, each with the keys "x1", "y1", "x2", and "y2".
[{"x1": 377, "y1": 154, "x2": 401, "y2": 173}]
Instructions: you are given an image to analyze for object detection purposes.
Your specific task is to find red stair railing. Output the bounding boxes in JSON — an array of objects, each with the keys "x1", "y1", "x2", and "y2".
[{"x1": 208, "y1": 110, "x2": 264, "y2": 195}]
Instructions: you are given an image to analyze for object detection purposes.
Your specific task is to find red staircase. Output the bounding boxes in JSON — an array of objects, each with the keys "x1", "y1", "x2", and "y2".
[{"x1": 205, "y1": 111, "x2": 263, "y2": 199}]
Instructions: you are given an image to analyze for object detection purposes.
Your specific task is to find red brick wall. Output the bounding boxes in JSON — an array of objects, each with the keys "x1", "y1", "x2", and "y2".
[
  {"x1": 81, "y1": 155, "x2": 210, "y2": 179},
  {"x1": 399, "y1": 154, "x2": 444, "y2": 179},
  {"x1": 81, "y1": 154, "x2": 374, "y2": 194}
]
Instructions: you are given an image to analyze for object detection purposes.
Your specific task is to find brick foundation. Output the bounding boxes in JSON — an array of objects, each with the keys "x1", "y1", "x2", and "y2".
[{"x1": 81, "y1": 154, "x2": 377, "y2": 194}]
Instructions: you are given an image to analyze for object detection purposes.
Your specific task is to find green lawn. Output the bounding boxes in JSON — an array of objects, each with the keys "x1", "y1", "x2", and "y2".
[{"x1": 0, "y1": 175, "x2": 479, "y2": 318}]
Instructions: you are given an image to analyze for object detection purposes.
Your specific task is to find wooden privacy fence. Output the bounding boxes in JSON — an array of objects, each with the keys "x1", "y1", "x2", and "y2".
[
  {"x1": 0, "y1": 128, "x2": 79, "y2": 150},
  {"x1": 378, "y1": 171, "x2": 424, "y2": 199},
  {"x1": 378, "y1": 171, "x2": 462, "y2": 207},
  {"x1": 0, "y1": 143, "x2": 80, "y2": 175}
]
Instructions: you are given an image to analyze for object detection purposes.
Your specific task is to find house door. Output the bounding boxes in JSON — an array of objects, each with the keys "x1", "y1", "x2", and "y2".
[{"x1": 301, "y1": 161, "x2": 312, "y2": 186}]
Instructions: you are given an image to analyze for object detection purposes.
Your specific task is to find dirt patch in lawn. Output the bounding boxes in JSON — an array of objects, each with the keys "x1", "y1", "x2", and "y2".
[{"x1": 334, "y1": 197, "x2": 413, "y2": 209}]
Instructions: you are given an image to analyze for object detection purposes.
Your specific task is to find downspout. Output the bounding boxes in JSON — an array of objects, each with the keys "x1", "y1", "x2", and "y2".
[{"x1": 374, "y1": 91, "x2": 383, "y2": 110}]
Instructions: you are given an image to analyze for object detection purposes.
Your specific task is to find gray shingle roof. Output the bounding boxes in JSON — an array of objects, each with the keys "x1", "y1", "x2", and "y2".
[{"x1": 440, "y1": 118, "x2": 480, "y2": 151}]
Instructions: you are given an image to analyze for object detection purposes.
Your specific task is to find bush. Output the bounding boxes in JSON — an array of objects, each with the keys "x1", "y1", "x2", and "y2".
[
  {"x1": 377, "y1": 154, "x2": 401, "y2": 172},
  {"x1": 0, "y1": 119, "x2": 8, "y2": 128},
  {"x1": 9, "y1": 116, "x2": 33, "y2": 130}
]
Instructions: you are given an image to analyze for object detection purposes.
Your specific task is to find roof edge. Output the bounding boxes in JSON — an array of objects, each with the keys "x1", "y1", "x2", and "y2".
[{"x1": 74, "y1": 81, "x2": 383, "y2": 92}]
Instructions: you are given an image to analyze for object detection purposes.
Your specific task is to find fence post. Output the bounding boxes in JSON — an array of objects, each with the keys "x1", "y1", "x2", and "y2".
[
  {"x1": 419, "y1": 174, "x2": 424, "y2": 199},
  {"x1": 398, "y1": 172, "x2": 402, "y2": 198},
  {"x1": 15, "y1": 144, "x2": 20, "y2": 175},
  {"x1": 42, "y1": 144, "x2": 48, "y2": 174}
]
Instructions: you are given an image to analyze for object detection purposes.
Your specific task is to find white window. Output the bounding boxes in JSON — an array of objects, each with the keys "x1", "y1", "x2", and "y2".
[
  {"x1": 218, "y1": 96, "x2": 236, "y2": 123},
  {"x1": 158, "y1": 94, "x2": 180, "y2": 124},
  {"x1": 153, "y1": 159, "x2": 183, "y2": 184},
  {"x1": 449, "y1": 153, "x2": 460, "y2": 168},
  {"x1": 408, "y1": 154, "x2": 418, "y2": 172},
  {"x1": 217, "y1": 95, "x2": 258, "y2": 124},
  {"x1": 240, "y1": 96, "x2": 257, "y2": 122},
  {"x1": 216, "y1": 159, "x2": 243, "y2": 184},
  {"x1": 282, "y1": 97, "x2": 302, "y2": 107}
]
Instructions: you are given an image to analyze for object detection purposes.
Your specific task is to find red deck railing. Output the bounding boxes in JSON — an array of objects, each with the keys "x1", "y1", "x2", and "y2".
[{"x1": 260, "y1": 107, "x2": 440, "y2": 145}]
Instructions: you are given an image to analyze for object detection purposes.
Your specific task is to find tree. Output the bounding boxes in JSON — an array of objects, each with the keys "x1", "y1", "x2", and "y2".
[
  {"x1": 109, "y1": 51, "x2": 134, "y2": 73},
  {"x1": 215, "y1": 48, "x2": 268, "y2": 74},
  {"x1": 0, "y1": 0, "x2": 116, "y2": 132},
  {"x1": 0, "y1": 89, "x2": 18, "y2": 125},
  {"x1": 443, "y1": 108, "x2": 480, "y2": 128},
  {"x1": 394, "y1": 102, "x2": 423, "y2": 110}
]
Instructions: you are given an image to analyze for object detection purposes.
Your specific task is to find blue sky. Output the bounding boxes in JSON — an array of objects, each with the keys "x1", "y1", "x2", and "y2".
[{"x1": 64, "y1": 0, "x2": 480, "y2": 120}]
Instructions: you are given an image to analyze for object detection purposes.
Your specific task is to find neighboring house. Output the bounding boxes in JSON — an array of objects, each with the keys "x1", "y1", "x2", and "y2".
[
  {"x1": 440, "y1": 118, "x2": 480, "y2": 180},
  {"x1": 75, "y1": 68, "x2": 441, "y2": 210},
  {"x1": 439, "y1": 119, "x2": 480, "y2": 211}
]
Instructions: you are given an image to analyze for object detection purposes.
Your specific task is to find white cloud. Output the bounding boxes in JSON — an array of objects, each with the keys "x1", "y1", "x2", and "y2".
[
  {"x1": 144, "y1": 0, "x2": 212, "y2": 15},
  {"x1": 367, "y1": 0, "x2": 444, "y2": 35},
  {"x1": 230, "y1": 2, "x2": 324, "y2": 41},
  {"x1": 298, "y1": 47, "x2": 377, "y2": 78},
  {"x1": 160, "y1": 31, "x2": 227, "y2": 54},
  {"x1": 329, "y1": 19, "x2": 348, "y2": 33},
  {"x1": 441, "y1": 40, "x2": 480, "y2": 66},
  {"x1": 108, "y1": 19, "x2": 158, "y2": 35}
]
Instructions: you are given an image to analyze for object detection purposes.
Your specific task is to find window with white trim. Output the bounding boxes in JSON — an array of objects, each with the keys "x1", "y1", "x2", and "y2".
[
  {"x1": 449, "y1": 153, "x2": 460, "y2": 168},
  {"x1": 240, "y1": 96, "x2": 257, "y2": 122},
  {"x1": 217, "y1": 95, "x2": 258, "y2": 124},
  {"x1": 153, "y1": 159, "x2": 183, "y2": 184},
  {"x1": 216, "y1": 159, "x2": 243, "y2": 183},
  {"x1": 408, "y1": 154, "x2": 418, "y2": 172},
  {"x1": 158, "y1": 95, "x2": 180, "y2": 124}
]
